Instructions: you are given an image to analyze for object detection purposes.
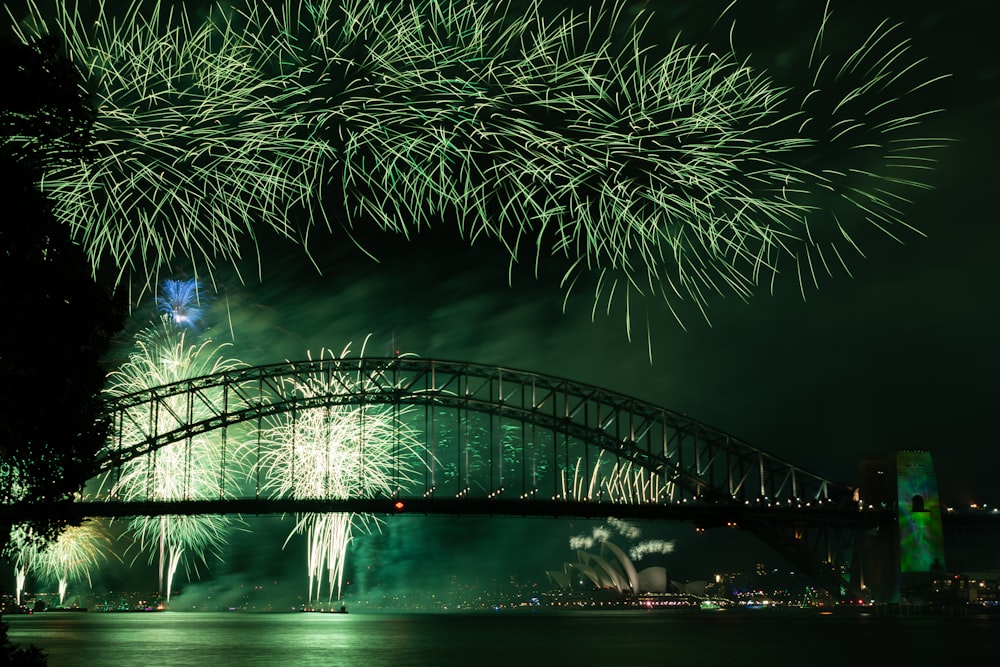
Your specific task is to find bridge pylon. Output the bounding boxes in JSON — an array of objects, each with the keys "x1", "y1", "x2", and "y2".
[{"x1": 854, "y1": 450, "x2": 946, "y2": 602}]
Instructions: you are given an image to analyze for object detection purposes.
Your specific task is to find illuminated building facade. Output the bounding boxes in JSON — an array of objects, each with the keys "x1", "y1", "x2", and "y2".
[{"x1": 854, "y1": 450, "x2": 947, "y2": 602}]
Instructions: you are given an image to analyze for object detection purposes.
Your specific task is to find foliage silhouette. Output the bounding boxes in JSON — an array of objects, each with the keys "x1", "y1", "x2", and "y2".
[{"x1": 0, "y1": 33, "x2": 123, "y2": 663}]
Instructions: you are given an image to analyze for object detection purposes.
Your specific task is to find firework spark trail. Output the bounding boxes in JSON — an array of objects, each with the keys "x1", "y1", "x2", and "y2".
[
  {"x1": 9, "y1": 1, "x2": 945, "y2": 334},
  {"x1": 104, "y1": 322, "x2": 246, "y2": 601},
  {"x1": 778, "y1": 7, "x2": 951, "y2": 296},
  {"x1": 569, "y1": 525, "x2": 612, "y2": 551},
  {"x1": 248, "y1": 340, "x2": 422, "y2": 603},
  {"x1": 283, "y1": 1, "x2": 809, "y2": 318},
  {"x1": 34, "y1": 520, "x2": 115, "y2": 606},
  {"x1": 607, "y1": 517, "x2": 641, "y2": 541},
  {"x1": 196, "y1": 0, "x2": 947, "y2": 328},
  {"x1": 6, "y1": 523, "x2": 43, "y2": 606},
  {"x1": 8, "y1": 0, "x2": 334, "y2": 288}
]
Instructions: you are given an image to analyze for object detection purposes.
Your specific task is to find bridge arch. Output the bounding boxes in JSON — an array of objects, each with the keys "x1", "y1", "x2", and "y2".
[
  {"x1": 92, "y1": 357, "x2": 867, "y2": 598},
  {"x1": 100, "y1": 357, "x2": 847, "y2": 503}
]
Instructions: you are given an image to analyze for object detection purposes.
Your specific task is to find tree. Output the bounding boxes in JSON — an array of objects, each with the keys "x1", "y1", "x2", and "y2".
[
  {"x1": 0, "y1": 33, "x2": 94, "y2": 171},
  {"x1": 0, "y1": 33, "x2": 124, "y2": 663},
  {"x1": 0, "y1": 30, "x2": 121, "y2": 534}
]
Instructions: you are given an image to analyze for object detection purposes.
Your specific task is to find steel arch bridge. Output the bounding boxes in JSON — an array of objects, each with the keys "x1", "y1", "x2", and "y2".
[{"x1": 78, "y1": 357, "x2": 881, "y2": 598}]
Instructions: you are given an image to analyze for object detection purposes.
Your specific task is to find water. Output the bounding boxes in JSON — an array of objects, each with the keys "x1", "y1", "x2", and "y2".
[{"x1": 6, "y1": 609, "x2": 996, "y2": 666}]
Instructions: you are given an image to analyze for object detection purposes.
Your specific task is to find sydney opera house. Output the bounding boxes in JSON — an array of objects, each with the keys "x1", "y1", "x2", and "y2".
[
  {"x1": 545, "y1": 541, "x2": 669, "y2": 596},
  {"x1": 544, "y1": 541, "x2": 712, "y2": 609}
]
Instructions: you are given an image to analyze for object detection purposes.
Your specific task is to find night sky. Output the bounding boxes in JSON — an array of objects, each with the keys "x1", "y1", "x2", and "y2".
[
  {"x1": 200, "y1": 0, "x2": 1000, "y2": 504},
  {"x1": 7, "y1": 1, "x2": 999, "y2": 600}
]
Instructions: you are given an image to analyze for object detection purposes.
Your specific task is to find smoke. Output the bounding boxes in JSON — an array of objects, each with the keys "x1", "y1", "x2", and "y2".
[
  {"x1": 568, "y1": 525, "x2": 610, "y2": 551},
  {"x1": 607, "y1": 518, "x2": 642, "y2": 541}
]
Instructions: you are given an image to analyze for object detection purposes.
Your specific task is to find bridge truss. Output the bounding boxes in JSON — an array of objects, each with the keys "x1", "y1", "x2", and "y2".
[{"x1": 80, "y1": 357, "x2": 877, "y2": 597}]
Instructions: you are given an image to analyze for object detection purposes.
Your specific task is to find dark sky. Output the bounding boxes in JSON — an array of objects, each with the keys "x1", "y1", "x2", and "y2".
[{"x1": 9, "y1": 0, "x2": 999, "y2": 599}]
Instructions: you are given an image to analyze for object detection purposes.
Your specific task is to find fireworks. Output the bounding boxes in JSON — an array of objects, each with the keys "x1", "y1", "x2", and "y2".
[
  {"x1": 103, "y1": 323, "x2": 246, "y2": 600},
  {"x1": 124, "y1": 513, "x2": 231, "y2": 602},
  {"x1": 775, "y1": 9, "x2": 951, "y2": 296},
  {"x1": 7, "y1": 0, "x2": 332, "y2": 287},
  {"x1": 6, "y1": 523, "x2": 43, "y2": 606},
  {"x1": 156, "y1": 279, "x2": 208, "y2": 329},
  {"x1": 7, "y1": 1, "x2": 944, "y2": 331},
  {"x1": 34, "y1": 520, "x2": 115, "y2": 606},
  {"x1": 247, "y1": 341, "x2": 422, "y2": 603},
  {"x1": 569, "y1": 519, "x2": 675, "y2": 564}
]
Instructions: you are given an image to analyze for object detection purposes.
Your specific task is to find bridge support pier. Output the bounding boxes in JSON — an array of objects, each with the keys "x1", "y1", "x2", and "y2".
[{"x1": 854, "y1": 450, "x2": 946, "y2": 603}]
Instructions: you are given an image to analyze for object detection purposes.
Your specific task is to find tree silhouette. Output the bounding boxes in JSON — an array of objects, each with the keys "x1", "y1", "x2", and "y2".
[
  {"x1": 1, "y1": 33, "x2": 123, "y2": 662},
  {"x1": 0, "y1": 33, "x2": 94, "y2": 169}
]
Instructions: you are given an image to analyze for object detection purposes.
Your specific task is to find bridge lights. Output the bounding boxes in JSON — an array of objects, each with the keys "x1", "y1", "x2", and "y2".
[{"x1": 393, "y1": 501, "x2": 405, "y2": 511}]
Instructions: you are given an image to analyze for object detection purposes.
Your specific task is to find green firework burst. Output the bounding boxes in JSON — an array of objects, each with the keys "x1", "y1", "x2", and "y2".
[{"x1": 9, "y1": 1, "x2": 945, "y2": 336}]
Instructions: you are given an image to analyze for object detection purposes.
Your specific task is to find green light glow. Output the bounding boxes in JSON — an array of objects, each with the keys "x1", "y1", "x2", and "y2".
[{"x1": 896, "y1": 450, "x2": 946, "y2": 573}]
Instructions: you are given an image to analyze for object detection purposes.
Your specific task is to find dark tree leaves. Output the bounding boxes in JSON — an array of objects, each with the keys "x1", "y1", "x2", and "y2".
[
  {"x1": 0, "y1": 33, "x2": 122, "y2": 535},
  {"x1": 0, "y1": 32, "x2": 95, "y2": 170}
]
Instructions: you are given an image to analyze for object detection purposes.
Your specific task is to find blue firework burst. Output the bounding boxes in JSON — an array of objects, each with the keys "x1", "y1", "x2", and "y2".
[{"x1": 156, "y1": 279, "x2": 207, "y2": 329}]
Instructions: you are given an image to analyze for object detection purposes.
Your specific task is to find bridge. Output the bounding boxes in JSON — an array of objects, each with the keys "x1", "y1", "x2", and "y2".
[{"x1": 23, "y1": 357, "x2": 892, "y2": 599}]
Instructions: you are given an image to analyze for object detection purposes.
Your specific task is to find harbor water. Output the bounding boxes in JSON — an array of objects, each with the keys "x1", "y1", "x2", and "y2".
[{"x1": 6, "y1": 608, "x2": 996, "y2": 667}]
